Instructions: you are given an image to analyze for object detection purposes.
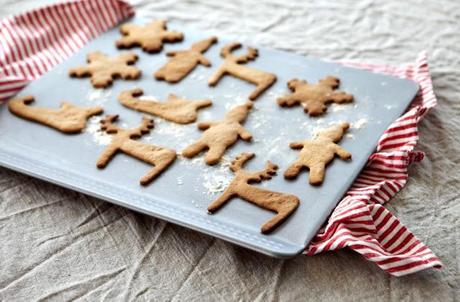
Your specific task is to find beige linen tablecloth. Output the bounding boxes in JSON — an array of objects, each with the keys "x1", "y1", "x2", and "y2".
[{"x1": 0, "y1": 0, "x2": 458, "y2": 301}]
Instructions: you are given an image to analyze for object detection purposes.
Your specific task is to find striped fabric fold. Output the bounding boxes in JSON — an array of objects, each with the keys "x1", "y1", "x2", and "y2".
[
  {"x1": 306, "y1": 53, "x2": 442, "y2": 276},
  {"x1": 0, "y1": 0, "x2": 441, "y2": 276},
  {"x1": 0, "y1": 0, "x2": 134, "y2": 100}
]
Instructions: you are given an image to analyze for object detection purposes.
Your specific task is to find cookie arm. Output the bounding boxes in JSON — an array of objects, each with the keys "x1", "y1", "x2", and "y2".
[
  {"x1": 166, "y1": 50, "x2": 187, "y2": 57},
  {"x1": 197, "y1": 55, "x2": 211, "y2": 66},
  {"x1": 68, "y1": 66, "x2": 91, "y2": 77},
  {"x1": 277, "y1": 95, "x2": 299, "y2": 107},
  {"x1": 289, "y1": 141, "x2": 305, "y2": 149},
  {"x1": 238, "y1": 126, "x2": 252, "y2": 141},
  {"x1": 329, "y1": 92, "x2": 353, "y2": 104},
  {"x1": 197, "y1": 121, "x2": 217, "y2": 130},
  {"x1": 334, "y1": 145, "x2": 352, "y2": 160}
]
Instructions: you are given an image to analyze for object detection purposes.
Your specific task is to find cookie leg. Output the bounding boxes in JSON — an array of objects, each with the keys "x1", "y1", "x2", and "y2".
[
  {"x1": 208, "y1": 67, "x2": 226, "y2": 86},
  {"x1": 96, "y1": 144, "x2": 119, "y2": 168},
  {"x1": 284, "y1": 161, "x2": 303, "y2": 179},
  {"x1": 309, "y1": 162, "x2": 326, "y2": 185},
  {"x1": 140, "y1": 156, "x2": 175, "y2": 186},
  {"x1": 248, "y1": 75, "x2": 276, "y2": 100},
  {"x1": 205, "y1": 145, "x2": 227, "y2": 165},
  {"x1": 261, "y1": 195, "x2": 299, "y2": 234},
  {"x1": 207, "y1": 188, "x2": 234, "y2": 213},
  {"x1": 182, "y1": 141, "x2": 207, "y2": 158}
]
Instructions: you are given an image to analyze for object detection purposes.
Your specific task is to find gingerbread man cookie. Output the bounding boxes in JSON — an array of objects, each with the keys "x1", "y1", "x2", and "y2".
[
  {"x1": 208, "y1": 43, "x2": 276, "y2": 100},
  {"x1": 69, "y1": 52, "x2": 140, "y2": 88},
  {"x1": 116, "y1": 20, "x2": 184, "y2": 53},
  {"x1": 208, "y1": 153, "x2": 300, "y2": 234},
  {"x1": 277, "y1": 76, "x2": 353, "y2": 116},
  {"x1": 118, "y1": 88, "x2": 212, "y2": 124},
  {"x1": 97, "y1": 115, "x2": 176, "y2": 186},
  {"x1": 284, "y1": 122, "x2": 352, "y2": 185},
  {"x1": 181, "y1": 102, "x2": 253, "y2": 165},
  {"x1": 154, "y1": 36, "x2": 218, "y2": 83},
  {"x1": 8, "y1": 95, "x2": 102, "y2": 133}
]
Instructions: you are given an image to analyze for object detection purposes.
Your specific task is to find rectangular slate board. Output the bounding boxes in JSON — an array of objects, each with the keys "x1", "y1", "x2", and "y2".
[{"x1": 0, "y1": 16, "x2": 418, "y2": 257}]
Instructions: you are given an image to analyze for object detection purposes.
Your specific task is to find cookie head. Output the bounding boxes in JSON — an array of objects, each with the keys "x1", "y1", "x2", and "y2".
[
  {"x1": 225, "y1": 102, "x2": 253, "y2": 123},
  {"x1": 317, "y1": 122, "x2": 350, "y2": 142}
]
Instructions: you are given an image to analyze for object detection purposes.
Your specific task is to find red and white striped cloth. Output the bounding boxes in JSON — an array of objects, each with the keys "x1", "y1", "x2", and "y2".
[
  {"x1": 306, "y1": 55, "x2": 441, "y2": 276},
  {"x1": 0, "y1": 0, "x2": 133, "y2": 99},
  {"x1": 0, "y1": 0, "x2": 441, "y2": 276}
]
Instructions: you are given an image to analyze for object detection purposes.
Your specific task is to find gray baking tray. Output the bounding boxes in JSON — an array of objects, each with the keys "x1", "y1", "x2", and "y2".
[{"x1": 0, "y1": 16, "x2": 418, "y2": 257}]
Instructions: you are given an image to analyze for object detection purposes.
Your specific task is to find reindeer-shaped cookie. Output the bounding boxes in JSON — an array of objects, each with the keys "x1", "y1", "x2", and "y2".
[
  {"x1": 277, "y1": 76, "x2": 353, "y2": 116},
  {"x1": 155, "y1": 36, "x2": 218, "y2": 83},
  {"x1": 181, "y1": 102, "x2": 253, "y2": 165},
  {"x1": 96, "y1": 115, "x2": 176, "y2": 185},
  {"x1": 118, "y1": 88, "x2": 212, "y2": 124},
  {"x1": 208, "y1": 43, "x2": 276, "y2": 100},
  {"x1": 284, "y1": 122, "x2": 352, "y2": 185},
  {"x1": 208, "y1": 153, "x2": 300, "y2": 234},
  {"x1": 8, "y1": 95, "x2": 102, "y2": 133},
  {"x1": 69, "y1": 52, "x2": 140, "y2": 88},
  {"x1": 116, "y1": 20, "x2": 184, "y2": 53}
]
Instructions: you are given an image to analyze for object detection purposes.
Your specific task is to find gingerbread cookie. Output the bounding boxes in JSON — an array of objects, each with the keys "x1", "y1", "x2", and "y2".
[
  {"x1": 8, "y1": 95, "x2": 102, "y2": 133},
  {"x1": 208, "y1": 153, "x2": 300, "y2": 234},
  {"x1": 277, "y1": 76, "x2": 353, "y2": 116},
  {"x1": 69, "y1": 52, "x2": 140, "y2": 88},
  {"x1": 116, "y1": 20, "x2": 184, "y2": 53},
  {"x1": 182, "y1": 102, "x2": 252, "y2": 165},
  {"x1": 154, "y1": 36, "x2": 218, "y2": 83},
  {"x1": 118, "y1": 88, "x2": 212, "y2": 124},
  {"x1": 208, "y1": 43, "x2": 276, "y2": 100},
  {"x1": 96, "y1": 115, "x2": 176, "y2": 185},
  {"x1": 284, "y1": 122, "x2": 351, "y2": 185}
]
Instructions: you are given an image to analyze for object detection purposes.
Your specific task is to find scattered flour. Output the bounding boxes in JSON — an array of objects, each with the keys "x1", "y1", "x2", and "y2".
[
  {"x1": 84, "y1": 116, "x2": 112, "y2": 145},
  {"x1": 202, "y1": 173, "x2": 231, "y2": 195},
  {"x1": 153, "y1": 119, "x2": 186, "y2": 137},
  {"x1": 330, "y1": 103, "x2": 352, "y2": 112},
  {"x1": 352, "y1": 118, "x2": 368, "y2": 129},
  {"x1": 345, "y1": 133, "x2": 355, "y2": 140},
  {"x1": 139, "y1": 95, "x2": 158, "y2": 102},
  {"x1": 86, "y1": 89, "x2": 112, "y2": 105}
]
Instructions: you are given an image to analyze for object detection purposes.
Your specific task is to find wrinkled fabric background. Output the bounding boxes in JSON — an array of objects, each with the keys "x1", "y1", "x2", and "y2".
[{"x1": 0, "y1": 0, "x2": 458, "y2": 301}]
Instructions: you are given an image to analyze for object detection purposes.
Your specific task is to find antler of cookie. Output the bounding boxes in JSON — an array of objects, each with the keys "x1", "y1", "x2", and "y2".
[
  {"x1": 8, "y1": 95, "x2": 102, "y2": 133},
  {"x1": 69, "y1": 51, "x2": 140, "y2": 88},
  {"x1": 208, "y1": 152, "x2": 300, "y2": 234},
  {"x1": 181, "y1": 102, "x2": 253, "y2": 165},
  {"x1": 116, "y1": 20, "x2": 184, "y2": 53},
  {"x1": 154, "y1": 36, "x2": 218, "y2": 83},
  {"x1": 277, "y1": 76, "x2": 353, "y2": 116},
  {"x1": 97, "y1": 115, "x2": 176, "y2": 185},
  {"x1": 208, "y1": 42, "x2": 276, "y2": 100},
  {"x1": 118, "y1": 88, "x2": 212, "y2": 124},
  {"x1": 284, "y1": 122, "x2": 352, "y2": 185}
]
